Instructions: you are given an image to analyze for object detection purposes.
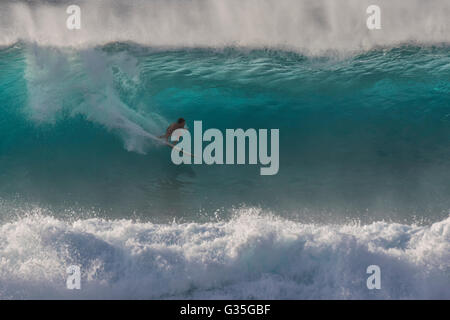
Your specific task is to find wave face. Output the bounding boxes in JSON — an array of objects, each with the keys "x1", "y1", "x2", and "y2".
[
  {"x1": 0, "y1": 209, "x2": 449, "y2": 299},
  {"x1": 0, "y1": 0, "x2": 449, "y2": 53},
  {"x1": 1, "y1": 43, "x2": 449, "y2": 222}
]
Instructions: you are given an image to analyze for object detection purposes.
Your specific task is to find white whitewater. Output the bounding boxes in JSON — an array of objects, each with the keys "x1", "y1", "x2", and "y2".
[{"x1": 0, "y1": 0, "x2": 449, "y2": 54}]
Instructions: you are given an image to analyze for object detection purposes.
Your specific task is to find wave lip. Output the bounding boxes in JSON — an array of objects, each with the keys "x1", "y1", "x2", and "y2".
[
  {"x1": 0, "y1": 208, "x2": 449, "y2": 299},
  {"x1": 1, "y1": 0, "x2": 450, "y2": 54}
]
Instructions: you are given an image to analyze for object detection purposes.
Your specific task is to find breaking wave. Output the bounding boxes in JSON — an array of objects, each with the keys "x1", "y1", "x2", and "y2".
[
  {"x1": 0, "y1": 0, "x2": 449, "y2": 54},
  {"x1": 0, "y1": 208, "x2": 448, "y2": 299}
]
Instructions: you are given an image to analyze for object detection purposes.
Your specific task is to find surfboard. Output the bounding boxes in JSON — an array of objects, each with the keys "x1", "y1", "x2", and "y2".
[
  {"x1": 142, "y1": 131, "x2": 196, "y2": 158},
  {"x1": 161, "y1": 139, "x2": 196, "y2": 158}
]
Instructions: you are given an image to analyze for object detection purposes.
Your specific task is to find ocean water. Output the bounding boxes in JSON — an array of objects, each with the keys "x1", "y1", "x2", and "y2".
[{"x1": 0, "y1": 0, "x2": 449, "y2": 299}]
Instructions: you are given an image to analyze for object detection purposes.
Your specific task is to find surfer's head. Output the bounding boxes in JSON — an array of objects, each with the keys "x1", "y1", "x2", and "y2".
[{"x1": 177, "y1": 118, "x2": 186, "y2": 126}]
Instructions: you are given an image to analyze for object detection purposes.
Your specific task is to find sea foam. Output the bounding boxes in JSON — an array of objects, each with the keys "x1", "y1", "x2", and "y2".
[{"x1": 1, "y1": 208, "x2": 448, "y2": 299}]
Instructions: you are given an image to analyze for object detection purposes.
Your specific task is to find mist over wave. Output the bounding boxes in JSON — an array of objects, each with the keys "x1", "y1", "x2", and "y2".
[
  {"x1": 0, "y1": 0, "x2": 449, "y2": 54},
  {"x1": 0, "y1": 208, "x2": 449, "y2": 299},
  {"x1": 23, "y1": 43, "x2": 168, "y2": 154}
]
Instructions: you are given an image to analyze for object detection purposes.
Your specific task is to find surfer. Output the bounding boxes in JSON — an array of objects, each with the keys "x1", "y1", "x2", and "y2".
[
  {"x1": 159, "y1": 118, "x2": 196, "y2": 158},
  {"x1": 160, "y1": 118, "x2": 186, "y2": 142}
]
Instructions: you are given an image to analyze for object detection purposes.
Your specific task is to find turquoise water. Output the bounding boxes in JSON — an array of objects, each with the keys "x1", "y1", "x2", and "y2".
[
  {"x1": 0, "y1": 0, "x2": 449, "y2": 300},
  {"x1": 1, "y1": 44, "x2": 449, "y2": 223}
]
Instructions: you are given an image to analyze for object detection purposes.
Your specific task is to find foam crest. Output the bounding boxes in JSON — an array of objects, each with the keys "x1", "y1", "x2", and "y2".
[
  {"x1": 0, "y1": 0, "x2": 449, "y2": 54},
  {"x1": 23, "y1": 45, "x2": 167, "y2": 153},
  {"x1": 1, "y1": 208, "x2": 448, "y2": 299}
]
